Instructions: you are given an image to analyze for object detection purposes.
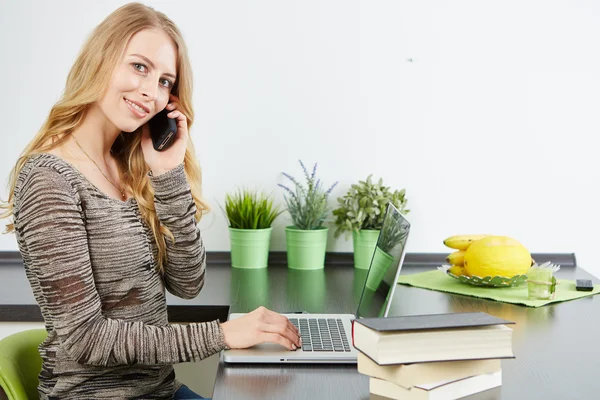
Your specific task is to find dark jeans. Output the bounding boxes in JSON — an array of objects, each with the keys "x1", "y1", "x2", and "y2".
[{"x1": 173, "y1": 384, "x2": 208, "y2": 400}]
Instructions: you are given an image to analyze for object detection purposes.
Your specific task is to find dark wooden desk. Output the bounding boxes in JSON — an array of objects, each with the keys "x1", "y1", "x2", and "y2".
[
  {"x1": 211, "y1": 264, "x2": 600, "y2": 400},
  {"x1": 1, "y1": 254, "x2": 598, "y2": 399}
]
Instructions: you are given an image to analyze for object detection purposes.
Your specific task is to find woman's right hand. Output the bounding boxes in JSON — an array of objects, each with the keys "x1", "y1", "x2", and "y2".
[{"x1": 220, "y1": 306, "x2": 302, "y2": 350}]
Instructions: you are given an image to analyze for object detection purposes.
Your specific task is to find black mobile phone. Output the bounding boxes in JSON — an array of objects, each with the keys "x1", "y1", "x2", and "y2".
[
  {"x1": 148, "y1": 108, "x2": 177, "y2": 151},
  {"x1": 575, "y1": 279, "x2": 594, "y2": 292}
]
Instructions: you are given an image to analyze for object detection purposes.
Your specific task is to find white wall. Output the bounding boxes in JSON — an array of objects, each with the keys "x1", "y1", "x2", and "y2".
[{"x1": 0, "y1": 1, "x2": 598, "y2": 277}]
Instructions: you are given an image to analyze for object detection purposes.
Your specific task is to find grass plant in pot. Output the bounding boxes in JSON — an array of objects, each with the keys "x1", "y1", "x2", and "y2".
[
  {"x1": 223, "y1": 188, "x2": 282, "y2": 269},
  {"x1": 332, "y1": 175, "x2": 409, "y2": 269},
  {"x1": 278, "y1": 160, "x2": 338, "y2": 270}
]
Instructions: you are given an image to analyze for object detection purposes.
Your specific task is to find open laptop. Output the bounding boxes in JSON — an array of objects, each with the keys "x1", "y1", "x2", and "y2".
[{"x1": 223, "y1": 202, "x2": 411, "y2": 364}]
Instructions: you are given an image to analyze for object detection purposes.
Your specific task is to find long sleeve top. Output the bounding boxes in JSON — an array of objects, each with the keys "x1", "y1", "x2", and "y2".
[{"x1": 12, "y1": 153, "x2": 227, "y2": 400}]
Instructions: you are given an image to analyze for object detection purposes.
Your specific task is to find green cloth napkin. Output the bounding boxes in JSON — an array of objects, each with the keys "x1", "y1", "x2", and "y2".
[{"x1": 397, "y1": 270, "x2": 600, "y2": 307}]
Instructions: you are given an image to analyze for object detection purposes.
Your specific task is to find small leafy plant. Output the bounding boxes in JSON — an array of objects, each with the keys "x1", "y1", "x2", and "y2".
[
  {"x1": 332, "y1": 174, "x2": 409, "y2": 239},
  {"x1": 278, "y1": 160, "x2": 338, "y2": 230},
  {"x1": 223, "y1": 188, "x2": 282, "y2": 229}
]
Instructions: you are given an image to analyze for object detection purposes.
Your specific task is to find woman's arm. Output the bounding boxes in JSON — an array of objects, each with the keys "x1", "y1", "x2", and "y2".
[
  {"x1": 148, "y1": 163, "x2": 206, "y2": 299},
  {"x1": 14, "y1": 166, "x2": 226, "y2": 367}
]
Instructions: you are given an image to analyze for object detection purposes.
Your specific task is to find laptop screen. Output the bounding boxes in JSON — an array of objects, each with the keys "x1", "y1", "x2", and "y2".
[{"x1": 355, "y1": 202, "x2": 411, "y2": 319}]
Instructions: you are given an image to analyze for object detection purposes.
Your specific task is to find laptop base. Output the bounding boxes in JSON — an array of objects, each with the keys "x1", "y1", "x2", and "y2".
[{"x1": 223, "y1": 313, "x2": 358, "y2": 364}]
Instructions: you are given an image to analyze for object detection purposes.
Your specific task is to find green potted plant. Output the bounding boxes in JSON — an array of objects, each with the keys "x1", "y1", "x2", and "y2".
[
  {"x1": 332, "y1": 175, "x2": 409, "y2": 269},
  {"x1": 223, "y1": 188, "x2": 282, "y2": 269},
  {"x1": 278, "y1": 160, "x2": 338, "y2": 270}
]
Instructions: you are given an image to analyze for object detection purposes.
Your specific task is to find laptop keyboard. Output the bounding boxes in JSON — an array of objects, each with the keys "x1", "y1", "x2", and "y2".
[{"x1": 289, "y1": 318, "x2": 352, "y2": 352}]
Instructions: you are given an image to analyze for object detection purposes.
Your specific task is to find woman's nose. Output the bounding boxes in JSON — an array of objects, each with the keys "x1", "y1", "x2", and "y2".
[{"x1": 139, "y1": 78, "x2": 158, "y2": 102}]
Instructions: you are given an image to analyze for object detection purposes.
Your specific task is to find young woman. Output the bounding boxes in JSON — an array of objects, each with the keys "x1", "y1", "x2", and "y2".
[{"x1": 0, "y1": 3, "x2": 300, "y2": 399}]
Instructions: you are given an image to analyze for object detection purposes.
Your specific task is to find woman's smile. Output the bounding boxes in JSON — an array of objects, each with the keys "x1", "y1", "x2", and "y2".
[{"x1": 124, "y1": 97, "x2": 149, "y2": 118}]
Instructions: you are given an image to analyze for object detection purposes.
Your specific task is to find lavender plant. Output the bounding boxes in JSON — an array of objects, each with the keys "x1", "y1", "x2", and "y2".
[{"x1": 278, "y1": 160, "x2": 338, "y2": 230}]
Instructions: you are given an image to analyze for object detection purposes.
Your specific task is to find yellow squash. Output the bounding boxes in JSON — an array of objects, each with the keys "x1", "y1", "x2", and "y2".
[{"x1": 464, "y1": 236, "x2": 531, "y2": 278}]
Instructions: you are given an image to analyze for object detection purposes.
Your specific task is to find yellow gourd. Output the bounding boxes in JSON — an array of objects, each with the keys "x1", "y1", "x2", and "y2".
[{"x1": 464, "y1": 236, "x2": 531, "y2": 278}]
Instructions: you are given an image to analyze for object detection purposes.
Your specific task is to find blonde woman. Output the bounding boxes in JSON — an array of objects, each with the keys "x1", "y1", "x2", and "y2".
[{"x1": 0, "y1": 3, "x2": 300, "y2": 399}]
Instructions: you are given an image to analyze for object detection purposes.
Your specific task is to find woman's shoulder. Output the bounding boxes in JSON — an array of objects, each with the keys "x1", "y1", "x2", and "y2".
[
  {"x1": 26, "y1": 151, "x2": 80, "y2": 172},
  {"x1": 14, "y1": 152, "x2": 85, "y2": 204}
]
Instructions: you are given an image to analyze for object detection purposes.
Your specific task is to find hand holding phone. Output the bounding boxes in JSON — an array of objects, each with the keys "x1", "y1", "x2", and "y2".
[
  {"x1": 141, "y1": 94, "x2": 188, "y2": 176},
  {"x1": 148, "y1": 108, "x2": 177, "y2": 151}
]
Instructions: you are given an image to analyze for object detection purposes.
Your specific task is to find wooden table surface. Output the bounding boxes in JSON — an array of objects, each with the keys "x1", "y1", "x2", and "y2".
[
  {"x1": 1, "y1": 253, "x2": 598, "y2": 399},
  {"x1": 210, "y1": 263, "x2": 600, "y2": 400}
]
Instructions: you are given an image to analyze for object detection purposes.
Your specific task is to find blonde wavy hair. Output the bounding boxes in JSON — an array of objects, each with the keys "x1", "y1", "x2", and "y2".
[{"x1": 0, "y1": 2, "x2": 208, "y2": 273}]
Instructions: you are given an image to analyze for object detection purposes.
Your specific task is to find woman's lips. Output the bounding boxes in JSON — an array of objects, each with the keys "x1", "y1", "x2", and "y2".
[{"x1": 124, "y1": 98, "x2": 149, "y2": 118}]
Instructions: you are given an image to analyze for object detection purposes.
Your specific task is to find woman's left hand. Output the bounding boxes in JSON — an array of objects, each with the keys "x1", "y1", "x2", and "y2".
[{"x1": 141, "y1": 94, "x2": 189, "y2": 176}]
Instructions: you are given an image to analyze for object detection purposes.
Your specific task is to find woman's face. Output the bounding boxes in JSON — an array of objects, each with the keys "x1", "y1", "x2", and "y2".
[{"x1": 98, "y1": 28, "x2": 178, "y2": 133}]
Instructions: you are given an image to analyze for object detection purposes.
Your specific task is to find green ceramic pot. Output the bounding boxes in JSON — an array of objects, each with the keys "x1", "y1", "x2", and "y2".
[
  {"x1": 285, "y1": 226, "x2": 328, "y2": 270},
  {"x1": 352, "y1": 229, "x2": 380, "y2": 270},
  {"x1": 229, "y1": 227, "x2": 272, "y2": 269}
]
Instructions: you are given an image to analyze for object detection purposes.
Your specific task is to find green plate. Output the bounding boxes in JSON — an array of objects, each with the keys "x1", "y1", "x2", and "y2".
[{"x1": 437, "y1": 265, "x2": 527, "y2": 288}]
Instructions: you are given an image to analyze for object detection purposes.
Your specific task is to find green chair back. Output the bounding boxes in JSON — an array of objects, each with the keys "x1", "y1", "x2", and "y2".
[{"x1": 0, "y1": 329, "x2": 47, "y2": 400}]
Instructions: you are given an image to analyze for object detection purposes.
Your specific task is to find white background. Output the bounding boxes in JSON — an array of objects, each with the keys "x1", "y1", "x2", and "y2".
[{"x1": 1, "y1": 0, "x2": 598, "y2": 277}]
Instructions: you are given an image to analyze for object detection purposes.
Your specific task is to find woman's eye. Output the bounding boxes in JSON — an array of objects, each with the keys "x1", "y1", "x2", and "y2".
[
  {"x1": 160, "y1": 78, "x2": 173, "y2": 89},
  {"x1": 133, "y1": 63, "x2": 147, "y2": 73}
]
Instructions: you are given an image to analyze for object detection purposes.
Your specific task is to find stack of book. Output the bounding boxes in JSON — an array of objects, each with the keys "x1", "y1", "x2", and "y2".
[{"x1": 352, "y1": 312, "x2": 515, "y2": 400}]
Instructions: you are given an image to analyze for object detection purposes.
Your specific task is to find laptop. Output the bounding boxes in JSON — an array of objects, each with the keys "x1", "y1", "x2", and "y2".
[{"x1": 223, "y1": 202, "x2": 411, "y2": 364}]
